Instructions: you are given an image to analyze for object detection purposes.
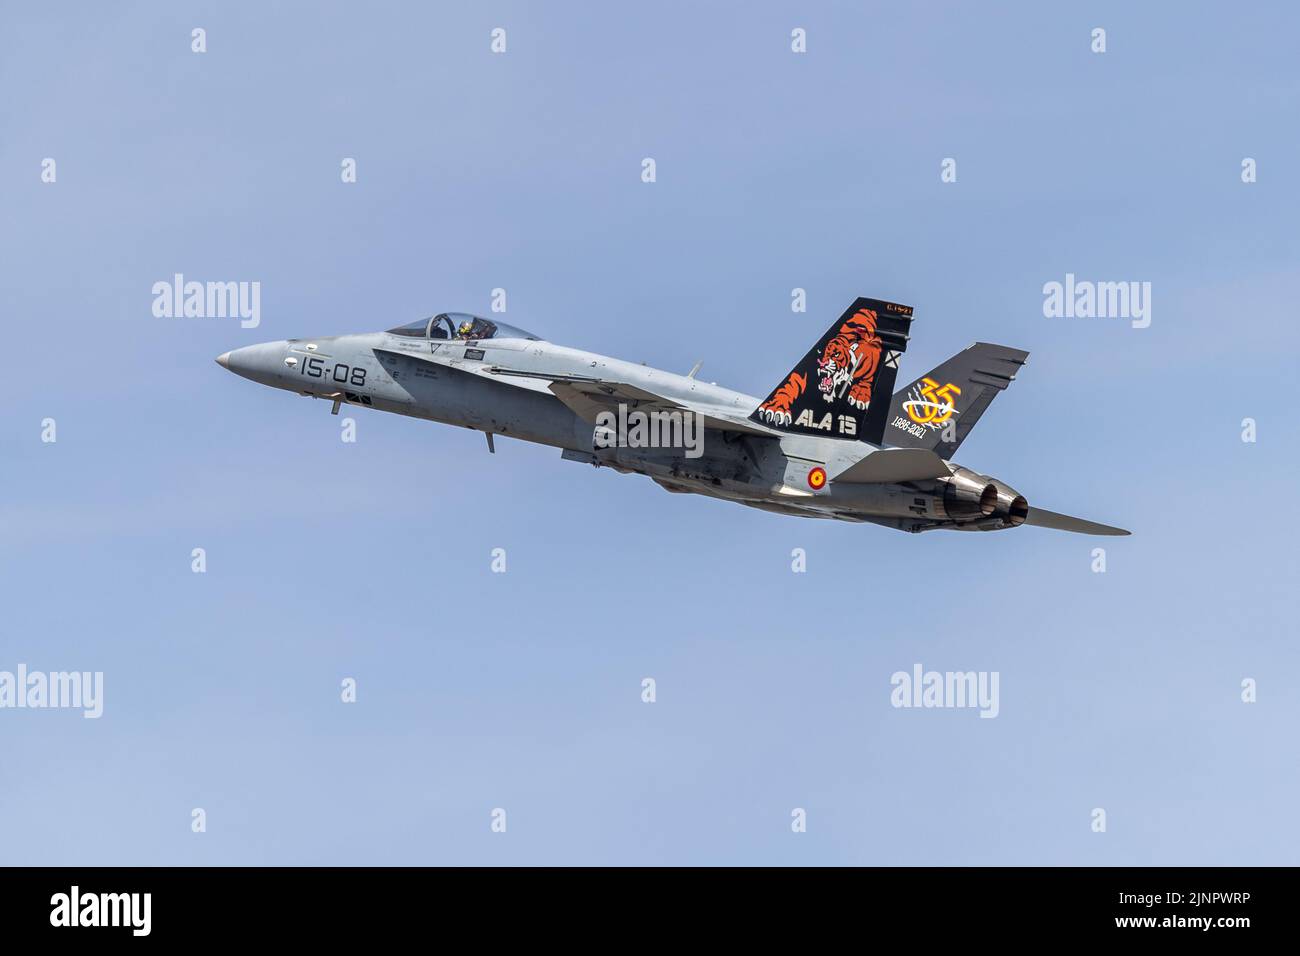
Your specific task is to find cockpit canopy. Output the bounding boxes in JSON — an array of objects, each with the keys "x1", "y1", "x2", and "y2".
[{"x1": 385, "y1": 312, "x2": 540, "y2": 341}]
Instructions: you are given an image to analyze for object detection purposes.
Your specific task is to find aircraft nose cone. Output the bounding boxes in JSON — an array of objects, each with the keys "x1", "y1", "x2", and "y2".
[{"x1": 216, "y1": 351, "x2": 232, "y2": 369}]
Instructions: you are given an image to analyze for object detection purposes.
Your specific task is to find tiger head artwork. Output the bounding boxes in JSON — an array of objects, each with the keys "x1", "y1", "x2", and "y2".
[{"x1": 756, "y1": 308, "x2": 883, "y2": 425}]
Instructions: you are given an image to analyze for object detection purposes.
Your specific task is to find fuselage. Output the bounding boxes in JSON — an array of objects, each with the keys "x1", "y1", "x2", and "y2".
[{"x1": 216, "y1": 319, "x2": 1024, "y2": 532}]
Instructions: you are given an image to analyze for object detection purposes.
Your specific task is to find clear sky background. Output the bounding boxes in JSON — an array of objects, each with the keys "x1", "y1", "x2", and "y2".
[{"x1": 2, "y1": 2, "x2": 1297, "y2": 865}]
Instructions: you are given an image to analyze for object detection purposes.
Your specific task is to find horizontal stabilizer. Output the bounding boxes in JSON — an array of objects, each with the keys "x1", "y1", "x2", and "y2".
[
  {"x1": 833, "y1": 447, "x2": 951, "y2": 484},
  {"x1": 1024, "y1": 507, "x2": 1130, "y2": 536}
]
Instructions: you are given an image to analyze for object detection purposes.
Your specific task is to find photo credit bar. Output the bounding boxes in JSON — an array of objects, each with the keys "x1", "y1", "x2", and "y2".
[{"x1": 0, "y1": 867, "x2": 1278, "y2": 943}]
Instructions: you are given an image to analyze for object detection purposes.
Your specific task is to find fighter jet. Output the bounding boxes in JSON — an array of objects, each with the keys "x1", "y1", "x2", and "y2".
[{"x1": 216, "y1": 298, "x2": 1128, "y2": 535}]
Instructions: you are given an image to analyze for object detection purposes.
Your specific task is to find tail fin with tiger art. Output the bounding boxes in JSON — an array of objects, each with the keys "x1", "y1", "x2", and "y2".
[
  {"x1": 750, "y1": 297, "x2": 913, "y2": 444},
  {"x1": 884, "y1": 343, "x2": 1029, "y2": 458}
]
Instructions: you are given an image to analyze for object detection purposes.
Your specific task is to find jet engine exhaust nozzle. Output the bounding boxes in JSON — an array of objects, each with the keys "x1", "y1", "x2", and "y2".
[
  {"x1": 940, "y1": 467, "x2": 999, "y2": 521},
  {"x1": 1008, "y1": 495, "x2": 1029, "y2": 526},
  {"x1": 986, "y1": 479, "x2": 1029, "y2": 527}
]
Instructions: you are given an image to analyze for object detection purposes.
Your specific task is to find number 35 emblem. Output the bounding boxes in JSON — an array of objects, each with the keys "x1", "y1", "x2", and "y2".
[{"x1": 904, "y1": 378, "x2": 961, "y2": 427}]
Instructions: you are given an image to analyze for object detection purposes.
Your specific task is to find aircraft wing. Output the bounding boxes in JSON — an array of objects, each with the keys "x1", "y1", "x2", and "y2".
[
  {"x1": 489, "y1": 367, "x2": 781, "y2": 437},
  {"x1": 373, "y1": 353, "x2": 778, "y2": 436}
]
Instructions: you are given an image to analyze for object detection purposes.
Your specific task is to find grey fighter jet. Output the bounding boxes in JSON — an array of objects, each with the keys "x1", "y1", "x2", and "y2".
[{"x1": 216, "y1": 298, "x2": 1128, "y2": 535}]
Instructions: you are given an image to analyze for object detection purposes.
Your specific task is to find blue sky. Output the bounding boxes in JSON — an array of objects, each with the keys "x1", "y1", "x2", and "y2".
[{"x1": 2, "y1": 1, "x2": 1297, "y2": 864}]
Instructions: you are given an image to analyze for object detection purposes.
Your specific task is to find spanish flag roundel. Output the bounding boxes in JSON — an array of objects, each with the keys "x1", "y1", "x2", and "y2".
[{"x1": 807, "y1": 467, "x2": 827, "y2": 490}]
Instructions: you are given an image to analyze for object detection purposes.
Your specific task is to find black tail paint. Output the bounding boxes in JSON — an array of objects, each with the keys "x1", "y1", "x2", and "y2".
[{"x1": 750, "y1": 297, "x2": 913, "y2": 444}]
